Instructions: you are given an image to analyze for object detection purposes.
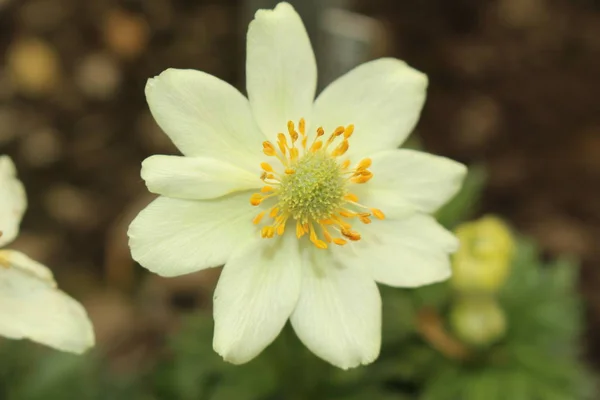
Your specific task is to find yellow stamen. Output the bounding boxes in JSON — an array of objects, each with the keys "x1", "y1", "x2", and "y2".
[
  {"x1": 261, "y1": 162, "x2": 274, "y2": 172},
  {"x1": 290, "y1": 147, "x2": 299, "y2": 161},
  {"x1": 287, "y1": 121, "x2": 299, "y2": 142},
  {"x1": 331, "y1": 140, "x2": 349, "y2": 157},
  {"x1": 351, "y1": 171, "x2": 373, "y2": 183},
  {"x1": 344, "y1": 124, "x2": 354, "y2": 138},
  {"x1": 263, "y1": 141, "x2": 277, "y2": 156},
  {"x1": 341, "y1": 228, "x2": 361, "y2": 241},
  {"x1": 356, "y1": 158, "x2": 371, "y2": 170},
  {"x1": 344, "y1": 193, "x2": 359, "y2": 202},
  {"x1": 251, "y1": 118, "x2": 383, "y2": 249},
  {"x1": 253, "y1": 211, "x2": 266, "y2": 225},
  {"x1": 296, "y1": 221, "x2": 306, "y2": 238},
  {"x1": 371, "y1": 208, "x2": 385, "y2": 220},
  {"x1": 310, "y1": 141, "x2": 323, "y2": 152},
  {"x1": 250, "y1": 193, "x2": 263, "y2": 205}
]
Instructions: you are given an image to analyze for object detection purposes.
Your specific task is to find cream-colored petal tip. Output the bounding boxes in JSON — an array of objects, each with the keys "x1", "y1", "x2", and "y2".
[
  {"x1": 144, "y1": 77, "x2": 157, "y2": 96},
  {"x1": 0, "y1": 155, "x2": 17, "y2": 177},
  {"x1": 253, "y1": 1, "x2": 295, "y2": 19},
  {"x1": 383, "y1": 57, "x2": 429, "y2": 87}
]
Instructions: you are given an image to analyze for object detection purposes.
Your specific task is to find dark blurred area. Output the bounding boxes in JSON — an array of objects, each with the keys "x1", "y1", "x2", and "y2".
[{"x1": 1, "y1": 0, "x2": 600, "y2": 376}]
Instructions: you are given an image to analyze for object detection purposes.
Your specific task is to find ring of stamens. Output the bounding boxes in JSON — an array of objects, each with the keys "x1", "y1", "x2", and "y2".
[{"x1": 250, "y1": 118, "x2": 385, "y2": 249}]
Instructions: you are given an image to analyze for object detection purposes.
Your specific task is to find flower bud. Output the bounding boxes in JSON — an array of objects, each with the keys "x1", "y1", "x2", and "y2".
[
  {"x1": 451, "y1": 215, "x2": 515, "y2": 293},
  {"x1": 450, "y1": 296, "x2": 506, "y2": 347}
]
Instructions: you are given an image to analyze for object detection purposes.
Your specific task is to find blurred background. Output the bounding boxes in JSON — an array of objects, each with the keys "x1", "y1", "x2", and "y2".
[{"x1": 0, "y1": 0, "x2": 599, "y2": 398}]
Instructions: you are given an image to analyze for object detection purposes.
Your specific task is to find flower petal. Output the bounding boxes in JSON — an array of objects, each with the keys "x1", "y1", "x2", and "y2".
[
  {"x1": 145, "y1": 69, "x2": 265, "y2": 171},
  {"x1": 128, "y1": 191, "x2": 257, "y2": 277},
  {"x1": 213, "y1": 233, "x2": 301, "y2": 364},
  {"x1": 141, "y1": 155, "x2": 262, "y2": 200},
  {"x1": 0, "y1": 250, "x2": 95, "y2": 353},
  {"x1": 290, "y1": 247, "x2": 381, "y2": 369},
  {"x1": 353, "y1": 149, "x2": 467, "y2": 217},
  {"x1": 334, "y1": 214, "x2": 458, "y2": 288},
  {"x1": 311, "y1": 58, "x2": 428, "y2": 160},
  {"x1": 0, "y1": 156, "x2": 26, "y2": 247},
  {"x1": 246, "y1": 2, "x2": 317, "y2": 139}
]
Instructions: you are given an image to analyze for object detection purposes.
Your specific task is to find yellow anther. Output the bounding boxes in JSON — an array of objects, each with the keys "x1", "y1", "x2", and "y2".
[
  {"x1": 316, "y1": 127, "x2": 325, "y2": 137},
  {"x1": 344, "y1": 193, "x2": 359, "y2": 202},
  {"x1": 299, "y1": 118, "x2": 306, "y2": 135},
  {"x1": 290, "y1": 147, "x2": 299, "y2": 161},
  {"x1": 263, "y1": 141, "x2": 277, "y2": 156},
  {"x1": 277, "y1": 133, "x2": 288, "y2": 154},
  {"x1": 296, "y1": 221, "x2": 305, "y2": 238},
  {"x1": 351, "y1": 171, "x2": 373, "y2": 183},
  {"x1": 339, "y1": 210, "x2": 355, "y2": 218},
  {"x1": 261, "y1": 186, "x2": 274, "y2": 193},
  {"x1": 261, "y1": 162, "x2": 274, "y2": 172},
  {"x1": 356, "y1": 158, "x2": 372, "y2": 171},
  {"x1": 333, "y1": 238, "x2": 347, "y2": 246},
  {"x1": 261, "y1": 226, "x2": 275, "y2": 238},
  {"x1": 323, "y1": 229, "x2": 333, "y2": 243},
  {"x1": 276, "y1": 222, "x2": 286, "y2": 236},
  {"x1": 314, "y1": 239, "x2": 328, "y2": 249},
  {"x1": 371, "y1": 208, "x2": 385, "y2": 220},
  {"x1": 344, "y1": 124, "x2": 354, "y2": 138},
  {"x1": 359, "y1": 215, "x2": 371, "y2": 224},
  {"x1": 250, "y1": 193, "x2": 263, "y2": 206},
  {"x1": 310, "y1": 141, "x2": 323, "y2": 152},
  {"x1": 342, "y1": 229, "x2": 361, "y2": 241},
  {"x1": 331, "y1": 140, "x2": 349, "y2": 157},
  {"x1": 253, "y1": 211, "x2": 266, "y2": 225},
  {"x1": 287, "y1": 121, "x2": 299, "y2": 142},
  {"x1": 269, "y1": 207, "x2": 279, "y2": 218},
  {"x1": 333, "y1": 126, "x2": 345, "y2": 136},
  {"x1": 341, "y1": 159, "x2": 351, "y2": 169},
  {"x1": 285, "y1": 168, "x2": 295, "y2": 175}
]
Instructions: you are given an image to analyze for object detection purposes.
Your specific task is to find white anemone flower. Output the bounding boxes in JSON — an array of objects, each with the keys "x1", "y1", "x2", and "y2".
[
  {"x1": 129, "y1": 2, "x2": 466, "y2": 369},
  {"x1": 0, "y1": 156, "x2": 94, "y2": 354}
]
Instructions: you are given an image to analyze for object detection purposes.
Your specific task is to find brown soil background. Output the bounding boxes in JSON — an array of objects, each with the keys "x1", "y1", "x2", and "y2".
[{"x1": 1, "y1": 0, "x2": 600, "y2": 373}]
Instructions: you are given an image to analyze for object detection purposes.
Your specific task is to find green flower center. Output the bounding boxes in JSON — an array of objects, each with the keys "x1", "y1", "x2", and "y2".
[{"x1": 278, "y1": 151, "x2": 346, "y2": 223}]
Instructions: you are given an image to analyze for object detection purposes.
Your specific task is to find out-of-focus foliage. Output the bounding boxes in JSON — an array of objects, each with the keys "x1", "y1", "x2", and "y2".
[{"x1": 0, "y1": 169, "x2": 591, "y2": 399}]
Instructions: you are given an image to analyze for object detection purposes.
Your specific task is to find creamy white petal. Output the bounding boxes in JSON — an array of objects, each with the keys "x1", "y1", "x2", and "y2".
[
  {"x1": 0, "y1": 250, "x2": 95, "y2": 353},
  {"x1": 311, "y1": 58, "x2": 428, "y2": 160},
  {"x1": 128, "y1": 191, "x2": 258, "y2": 277},
  {"x1": 213, "y1": 233, "x2": 301, "y2": 364},
  {"x1": 352, "y1": 149, "x2": 467, "y2": 217},
  {"x1": 334, "y1": 214, "x2": 458, "y2": 288},
  {"x1": 290, "y1": 247, "x2": 381, "y2": 369},
  {"x1": 141, "y1": 155, "x2": 262, "y2": 200},
  {"x1": 246, "y1": 2, "x2": 317, "y2": 139},
  {"x1": 145, "y1": 69, "x2": 265, "y2": 171},
  {"x1": 0, "y1": 156, "x2": 26, "y2": 247}
]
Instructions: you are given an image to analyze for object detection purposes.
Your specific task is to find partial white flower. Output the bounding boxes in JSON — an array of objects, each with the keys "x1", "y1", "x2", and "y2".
[
  {"x1": 0, "y1": 155, "x2": 94, "y2": 354},
  {"x1": 129, "y1": 2, "x2": 466, "y2": 369}
]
